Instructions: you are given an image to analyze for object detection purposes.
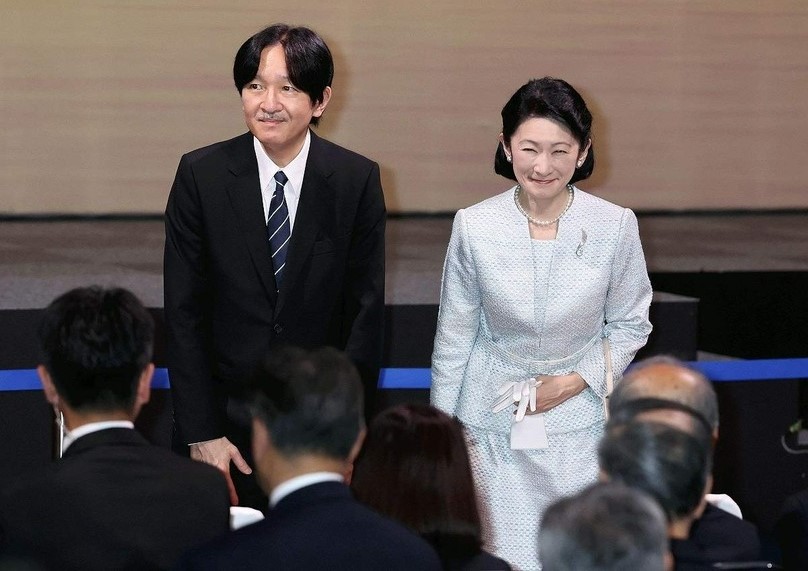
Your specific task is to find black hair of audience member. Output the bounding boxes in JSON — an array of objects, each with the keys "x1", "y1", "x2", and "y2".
[
  {"x1": 610, "y1": 355, "x2": 719, "y2": 432},
  {"x1": 598, "y1": 420, "x2": 712, "y2": 522},
  {"x1": 37, "y1": 286, "x2": 154, "y2": 413},
  {"x1": 246, "y1": 345, "x2": 364, "y2": 461},
  {"x1": 351, "y1": 403, "x2": 487, "y2": 569},
  {"x1": 494, "y1": 76, "x2": 594, "y2": 184},
  {"x1": 540, "y1": 482, "x2": 668, "y2": 571},
  {"x1": 233, "y1": 23, "x2": 333, "y2": 125}
]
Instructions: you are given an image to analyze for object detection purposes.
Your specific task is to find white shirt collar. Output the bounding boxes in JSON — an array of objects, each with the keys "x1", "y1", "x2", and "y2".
[
  {"x1": 269, "y1": 471, "x2": 344, "y2": 508},
  {"x1": 63, "y1": 420, "x2": 135, "y2": 452},
  {"x1": 254, "y1": 129, "x2": 311, "y2": 231}
]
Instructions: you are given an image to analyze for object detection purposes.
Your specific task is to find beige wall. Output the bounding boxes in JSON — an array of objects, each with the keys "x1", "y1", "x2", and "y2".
[{"x1": 2, "y1": 1, "x2": 807, "y2": 214}]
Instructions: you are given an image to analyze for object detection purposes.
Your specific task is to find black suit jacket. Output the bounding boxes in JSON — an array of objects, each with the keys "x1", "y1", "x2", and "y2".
[
  {"x1": 460, "y1": 550, "x2": 512, "y2": 570},
  {"x1": 178, "y1": 481, "x2": 442, "y2": 570},
  {"x1": 776, "y1": 487, "x2": 808, "y2": 571},
  {"x1": 686, "y1": 502, "x2": 761, "y2": 563},
  {"x1": 0, "y1": 428, "x2": 230, "y2": 571},
  {"x1": 164, "y1": 131, "x2": 385, "y2": 443},
  {"x1": 670, "y1": 538, "x2": 714, "y2": 571}
]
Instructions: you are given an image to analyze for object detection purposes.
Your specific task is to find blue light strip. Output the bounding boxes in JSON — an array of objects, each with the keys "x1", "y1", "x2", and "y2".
[
  {"x1": 0, "y1": 369, "x2": 41, "y2": 390},
  {"x1": 688, "y1": 358, "x2": 808, "y2": 382},
  {"x1": 2, "y1": 359, "x2": 808, "y2": 392},
  {"x1": 378, "y1": 367, "x2": 431, "y2": 389},
  {"x1": 0, "y1": 368, "x2": 171, "y2": 392}
]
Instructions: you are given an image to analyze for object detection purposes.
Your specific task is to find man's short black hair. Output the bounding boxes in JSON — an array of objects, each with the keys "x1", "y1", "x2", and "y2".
[
  {"x1": 247, "y1": 345, "x2": 364, "y2": 460},
  {"x1": 233, "y1": 23, "x2": 333, "y2": 126},
  {"x1": 38, "y1": 286, "x2": 154, "y2": 413}
]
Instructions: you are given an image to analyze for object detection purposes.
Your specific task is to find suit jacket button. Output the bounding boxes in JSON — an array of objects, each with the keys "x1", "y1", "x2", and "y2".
[{"x1": 274, "y1": 324, "x2": 283, "y2": 334}]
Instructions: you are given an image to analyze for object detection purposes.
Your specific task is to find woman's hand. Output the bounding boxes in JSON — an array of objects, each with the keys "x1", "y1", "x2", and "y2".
[{"x1": 525, "y1": 373, "x2": 587, "y2": 414}]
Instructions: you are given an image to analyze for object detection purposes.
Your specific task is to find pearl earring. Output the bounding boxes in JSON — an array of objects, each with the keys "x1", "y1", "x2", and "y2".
[{"x1": 506, "y1": 154, "x2": 512, "y2": 163}]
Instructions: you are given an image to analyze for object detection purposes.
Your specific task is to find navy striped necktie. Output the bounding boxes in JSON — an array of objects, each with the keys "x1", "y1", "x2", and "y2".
[{"x1": 267, "y1": 170, "x2": 291, "y2": 289}]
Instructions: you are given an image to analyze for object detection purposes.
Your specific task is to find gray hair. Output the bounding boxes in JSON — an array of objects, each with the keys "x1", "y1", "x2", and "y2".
[{"x1": 540, "y1": 482, "x2": 668, "y2": 571}]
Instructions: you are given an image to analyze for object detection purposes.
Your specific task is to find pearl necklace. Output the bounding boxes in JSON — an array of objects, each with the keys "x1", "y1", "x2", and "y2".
[{"x1": 513, "y1": 184, "x2": 574, "y2": 227}]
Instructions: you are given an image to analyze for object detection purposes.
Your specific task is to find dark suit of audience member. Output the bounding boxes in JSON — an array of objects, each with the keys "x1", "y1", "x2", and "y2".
[
  {"x1": 776, "y1": 487, "x2": 808, "y2": 571},
  {"x1": 352, "y1": 403, "x2": 510, "y2": 570},
  {"x1": 687, "y1": 502, "x2": 761, "y2": 563},
  {"x1": 0, "y1": 287, "x2": 229, "y2": 571},
  {"x1": 540, "y1": 482, "x2": 669, "y2": 571},
  {"x1": 0, "y1": 428, "x2": 228, "y2": 571},
  {"x1": 608, "y1": 357, "x2": 762, "y2": 564},
  {"x1": 179, "y1": 347, "x2": 441, "y2": 571},
  {"x1": 164, "y1": 22, "x2": 385, "y2": 510}
]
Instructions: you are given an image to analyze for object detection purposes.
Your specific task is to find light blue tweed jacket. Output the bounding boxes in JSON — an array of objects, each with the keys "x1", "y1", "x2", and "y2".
[{"x1": 430, "y1": 186, "x2": 653, "y2": 436}]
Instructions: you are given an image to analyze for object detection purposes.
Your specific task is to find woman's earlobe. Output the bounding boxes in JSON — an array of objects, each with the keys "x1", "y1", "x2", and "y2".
[{"x1": 498, "y1": 134, "x2": 511, "y2": 162}]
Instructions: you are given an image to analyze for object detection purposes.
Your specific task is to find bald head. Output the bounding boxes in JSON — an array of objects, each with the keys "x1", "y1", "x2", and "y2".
[{"x1": 610, "y1": 356, "x2": 719, "y2": 433}]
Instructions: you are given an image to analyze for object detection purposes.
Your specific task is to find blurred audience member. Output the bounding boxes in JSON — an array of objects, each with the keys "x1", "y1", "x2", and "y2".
[
  {"x1": 0, "y1": 286, "x2": 230, "y2": 571},
  {"x1": 540, "y1": 481, "x2": 669, "y2": 571},
  {"x1": 179, "y1": 347, "x2": 441, "y2": 570},
  {"x1": 609, "y1": 356, "x2": 762, "y2": 563},
  {"x1": 352, "y1": 403, "x2": 511, "y2": 570},
  {"x1": 599, "y1": 419, "x2": 712, "y2": 570}
]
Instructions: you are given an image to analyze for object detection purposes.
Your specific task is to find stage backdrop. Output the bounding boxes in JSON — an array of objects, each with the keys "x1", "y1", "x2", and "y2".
[{"x1": 2, "y1": 1, "x2": 807, "y2": 214}]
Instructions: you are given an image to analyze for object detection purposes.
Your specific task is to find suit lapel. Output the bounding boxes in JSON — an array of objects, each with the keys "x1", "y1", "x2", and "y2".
[
  {"x1": 499, "y1": 188, "x2": 534, "y2": 259},
  {"x1": 500, "y1": 185, "x2": 586, "y2": 259},
  {"x1": 275, "y1": 131, "x2": 334, "y2": 316},
  {"x1": 555, "y1": 187, "x2": 586, "y2": 258},
  {"x1": 224, "y1": 133, "x2": 279, "y2": 303}
]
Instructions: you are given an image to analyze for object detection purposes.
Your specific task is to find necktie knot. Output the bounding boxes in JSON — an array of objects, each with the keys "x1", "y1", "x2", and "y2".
[{"x1": 274, "y1": 170, "x2": 288, "y2": 186}]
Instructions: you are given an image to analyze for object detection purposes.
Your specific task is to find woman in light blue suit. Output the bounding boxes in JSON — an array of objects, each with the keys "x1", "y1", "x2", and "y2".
[{"x1": 431, "y1": 77, "x2": 653, "y2": 571}]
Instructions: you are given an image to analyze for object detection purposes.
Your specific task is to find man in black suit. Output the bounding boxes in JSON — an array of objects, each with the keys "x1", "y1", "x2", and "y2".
[
  {"x1": 608, "y1": 357, "x2": 762, "y2": 565},
  {"x1": 164, "y1": 23, "x2": 385, "y2": 509},
  {"x1": 179, "y1": 346, "x2": 441, "y2": 571},
  {"x1": 0, "y1": 287, "x2": 230, "y2": 571}
]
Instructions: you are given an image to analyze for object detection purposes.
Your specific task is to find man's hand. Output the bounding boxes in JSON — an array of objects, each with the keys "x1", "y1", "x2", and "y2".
[{"x1": 190, "y1": 437, "x2": 252, "y2": 506}]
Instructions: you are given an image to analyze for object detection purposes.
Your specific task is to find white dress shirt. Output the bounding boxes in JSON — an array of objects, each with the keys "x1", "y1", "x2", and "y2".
[
  {"x1": 63, "y1": 420, "x2": 135, "y2": 452},
  {"x1": 254, "y1": 129, "x2": 311, "y2": 232},
  {"x1": 269, "y1": 471, "x2": 343, "y2": 508}
]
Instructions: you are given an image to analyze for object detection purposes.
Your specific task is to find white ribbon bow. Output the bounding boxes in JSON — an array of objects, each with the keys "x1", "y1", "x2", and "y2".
[{"x1": 491, "y1": 377, "x2": 543, "y2": 422}]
